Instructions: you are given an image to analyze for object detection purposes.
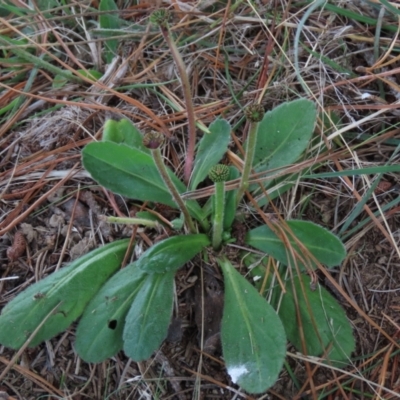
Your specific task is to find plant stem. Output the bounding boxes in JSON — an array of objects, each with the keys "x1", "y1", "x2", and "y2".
[
  {"x1": 236, "y1": 121, "x2": 259, "y2": 205},
  {"x1": 99, "y1": 215, "x2": 159, "y2": 227},
  {"x1": 151, "y1": 147, "x2": 197, "y2": 233},
  {"x1": 212, "y1": 181, "x2": 226, "y2": 250},
  {"x1": 209, "y1": 164, "x2": 230, "y2": 250},
  {"x1": 159, "y1": 25, "x2": 197, "y2": 185}
]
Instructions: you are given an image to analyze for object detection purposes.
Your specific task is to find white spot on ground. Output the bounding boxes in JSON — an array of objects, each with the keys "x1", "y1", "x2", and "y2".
[
  {"x1": 361, "y1": 93, "x2": 372, "y2": 100},
  {"x1": 227, "y1": 365, "x2": 248, "y2": 383}
]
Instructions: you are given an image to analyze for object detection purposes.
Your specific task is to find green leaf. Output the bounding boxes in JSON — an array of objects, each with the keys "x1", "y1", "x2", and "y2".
[
  {"x1": 36, "y1": 0, "x2": 59, "y2": 11},
  {"x1": 219, "y1": 258, "x2": 286, "y2": 394},
  {"x1": 251, "y1": 99, "x2": 316, "y2": 174},
  {"x1": 378, "y1": 0, "x2": 400, "y2": 16},
  {"x1": 52, "y1": 69, "x2": 102, "y2": 89},
  {"x1": 245, "y1": 220, "x2": 346, "y2": 270},
  {"x1": 99, "y1": 0, "x2": 120, "y2": 63},
  {"x1": 77, "y1": 69, "x2": 103, "y2": 81},
  {"x1": 171, "y1": 218, "x2": 184, "y2": 230},
  {"x1": 123, "y1": 271, "x2": 175, "y2": 361},
  {"x1": 102, "y1": 119, "x2": 150, "y2": 153},
  {"x1": 271, "y1": 274, "x2": 354, "y2": 365},
  {"x1": 0, "y1": 239, "x2": 130, "y2": 349},
  {"x1": 75, "y1": 263, "x2": 147, "y2": 363},
  {"x1": 190, "y1": 119, "x2": 231, "y2": 190},
  {"x1": 304, "y1": 165, "x2": 400, "y2": 178},
  {"x1": 0, "y1": 3, "x2": 33, "y2": 17},
  {"x1": 137, "y1": 234, "x2": 210, "y2": 273},
  {"x1": 135, "y1": 211, "x2": 160, "y2": 222},
  {"x1": 0, "y1": 35, "x2": 82, "y2": 83},
  {"x1": 302, "y1": 45, "x2": 357, "y2": 79},
  {"x1": 82, "y1": 141, "x2": 204, "y2": 222},
  {"x1": 223, "y1": 166, "x2": 239, "y2": 230}
]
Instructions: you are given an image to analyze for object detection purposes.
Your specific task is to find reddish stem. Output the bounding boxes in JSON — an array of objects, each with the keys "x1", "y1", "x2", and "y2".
[{"x1": 160, "y1": 26, "x2": 196, "y2": 185}]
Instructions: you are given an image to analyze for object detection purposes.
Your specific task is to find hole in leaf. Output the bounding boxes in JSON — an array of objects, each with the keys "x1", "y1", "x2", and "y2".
[{"x1": 108, "y1": 319, "x2": 117, "y2": 330}]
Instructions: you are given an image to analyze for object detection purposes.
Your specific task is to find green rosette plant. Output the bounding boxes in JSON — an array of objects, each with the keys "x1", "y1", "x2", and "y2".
[{"x1": 0, "y1": 9, "x2": 355, "y2": 395}]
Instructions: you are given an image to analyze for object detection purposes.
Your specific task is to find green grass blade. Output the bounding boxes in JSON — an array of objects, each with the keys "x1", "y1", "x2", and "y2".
[
  {"x1": 0, "y1": 35, "x2": 83, "y2": 83},
  {"x1": 304, "y1": 165, "x2": 400, "y2": 179}
]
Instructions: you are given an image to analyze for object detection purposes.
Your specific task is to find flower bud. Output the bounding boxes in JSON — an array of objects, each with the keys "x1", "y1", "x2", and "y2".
[
  {"x1": 150, "y1": 9, "x2": 171, "y2": 27},
  {"x1": 209, "y1": 164, "x2": 230, "y2": 183},
  {"x1": 143, "y1": 131, "x2": 164, "y2": 149},
  {"x1": 244, "y1": 104, "x2": 264, "y2": 123}
]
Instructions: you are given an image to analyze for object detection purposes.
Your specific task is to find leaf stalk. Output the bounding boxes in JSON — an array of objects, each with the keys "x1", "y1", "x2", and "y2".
[{"x1": 99, "y1": 215, "x2": 159, "y2": 227}]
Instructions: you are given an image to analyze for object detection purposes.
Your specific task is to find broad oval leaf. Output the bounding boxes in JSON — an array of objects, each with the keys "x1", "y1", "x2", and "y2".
[
  {"x1": 75, "y1": 262, "x2": 147, "y2": 363},
  {"x1": 82, "y1": 141, "x2": 204, "y2": 222},
  {"x1": 102, "y1": 119, "x2": 150, "y2": 153},
  {"x1": 0, "y1": 239, "x2": 131, "y2": 349},
  {"x1": 123, "y1": 271, "x2": 175, "y2": 361},
  {"x1": 271, "y1": 274, "x2": 355, "y2": 365},
  {"x1": 245, "y1": 220, "x2": 346, "y2": 269},
  {"x1": 251, "y1": 99, "x2": 316, "y2": 173},
  {"x1": 82, "y1": 142, "x2": 178, "y2": 207},
  {"x1": 190, "y1": 119, "x2": 231, "y2": 190},
  {"x1": 137, "y1": 234, "x2": 210, "y2": 273},
  {"x1": 219, "y1": 258, "x2": 286, "y2": 394}
]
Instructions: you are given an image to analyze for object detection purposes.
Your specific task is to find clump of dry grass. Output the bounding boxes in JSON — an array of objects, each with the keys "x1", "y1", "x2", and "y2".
[{"x1": 1, "y1": 0, "x2": 400, "y2": 399}]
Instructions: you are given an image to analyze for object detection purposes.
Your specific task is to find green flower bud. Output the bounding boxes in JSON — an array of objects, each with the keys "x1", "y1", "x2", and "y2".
[
  {"x1": 150, "y1": 9, "x2": 171, "y2": 27},
  {"x1": 209, "y1": 164, "x2": 230, "y2": 183},
  {"x1": 244, "y1": 104, "x2": 264, "y2": 123}
]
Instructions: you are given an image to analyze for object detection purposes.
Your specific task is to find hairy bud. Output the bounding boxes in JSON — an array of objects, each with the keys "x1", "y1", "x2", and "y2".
[
  {"x1": 209, "y1": 164, "x2": 230, "y2": 183},
  {"x1": 143, "y1": 131, "x2": 164, "y2": 149},
  {"x1": 244, "y1": 104, "x2": 264, "y2": 123}
]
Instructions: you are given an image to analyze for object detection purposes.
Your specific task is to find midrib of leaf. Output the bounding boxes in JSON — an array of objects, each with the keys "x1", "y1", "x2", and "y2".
[
  {"x1": 255, "y1": 123, "x2": 300, "y2": 169},
  {"x1": 137, "y1": 274, "x2": 169, "y2": 344}
]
